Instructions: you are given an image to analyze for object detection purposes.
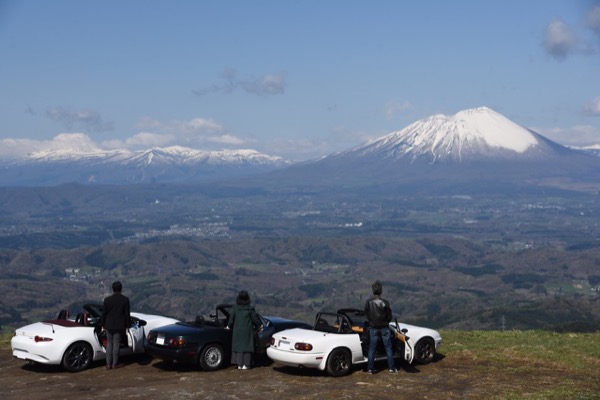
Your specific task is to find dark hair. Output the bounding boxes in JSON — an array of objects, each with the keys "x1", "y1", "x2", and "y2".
[
  {"x1": 236, "y1": 290, "x2": 251, "y2": 305},
  {"x1": 112, "y1": 281, "x2": 123, "y2": 293},
  {"x1": 372, "y1": 281, "x2": 382, "y2": 295}
]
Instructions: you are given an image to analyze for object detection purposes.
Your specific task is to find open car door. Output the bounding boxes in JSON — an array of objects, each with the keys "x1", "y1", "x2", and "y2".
[
  {"x1": 394, "y1": 318, "x2": 414, "y2": 364},
  {"x1": 126, "y1": 318, "x2": 146, "y2": 352}
]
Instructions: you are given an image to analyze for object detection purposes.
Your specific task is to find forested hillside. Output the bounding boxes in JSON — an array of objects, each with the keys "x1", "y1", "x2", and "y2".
[{"x1": 2, "y1": 236, "x2": 599, "y2": 331}]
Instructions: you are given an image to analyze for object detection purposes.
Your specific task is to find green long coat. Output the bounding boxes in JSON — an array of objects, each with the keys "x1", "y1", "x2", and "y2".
[{"x1": 227, "y1": 304, "x2": 262, "y2": 353}]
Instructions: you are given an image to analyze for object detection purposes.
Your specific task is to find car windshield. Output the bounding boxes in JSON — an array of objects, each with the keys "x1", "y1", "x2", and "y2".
[
  {"x1": 314, "y1": 312, "x2": 353, "y2": 333},
  {"x1": 83, "y1": 304, "x2": 103, "y2": 318},
  {"x1": 337, "y1": 309, "x2": 368, "y2": 326}
]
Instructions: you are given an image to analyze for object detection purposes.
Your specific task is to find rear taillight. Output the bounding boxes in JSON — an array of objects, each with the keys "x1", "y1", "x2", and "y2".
[
  {"x1": 294, "y1": 342, "x2": 313, "y2": 351},
  {"x1": 168, "y1": 337, "x2": 186, "y2": 347},
  {"x1": 34, "y1": 336, "x2": 53, "y2": 343}
]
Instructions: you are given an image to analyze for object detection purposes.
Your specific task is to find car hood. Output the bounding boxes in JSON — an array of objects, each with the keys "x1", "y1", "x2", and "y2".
[{"x1": 394, "y1": 322, "x2": 442, "y2": 340}]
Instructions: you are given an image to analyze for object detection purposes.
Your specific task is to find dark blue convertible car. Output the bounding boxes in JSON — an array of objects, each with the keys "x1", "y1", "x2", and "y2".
[{"x1": 145, "y1": 304, "x2": 310, "y2": 371}]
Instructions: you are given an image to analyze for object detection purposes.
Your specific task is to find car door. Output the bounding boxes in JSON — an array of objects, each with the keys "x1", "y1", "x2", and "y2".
[
  {"x1": 255, "y1": 315, "x2": 274, "y2": 351},
  {"x1": 126, "y1": 318, "x2": 146, "y2": 352}
]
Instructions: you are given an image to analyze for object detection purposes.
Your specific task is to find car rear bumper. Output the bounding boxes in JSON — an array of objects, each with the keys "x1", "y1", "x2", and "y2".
[
  {"x1": 266, "y1": 346, "x2": 326, "y2": 369},
  {"x1": 145, "y1": 344, "x2": 197, "y2": 364},
  {"x1": 11, "y1": 335, "x2": 60, "y2": 365}
]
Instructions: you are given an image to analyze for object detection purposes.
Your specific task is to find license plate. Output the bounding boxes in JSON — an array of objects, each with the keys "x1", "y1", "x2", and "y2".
[
  {"x1": 156, "y1": 334, "x2": 165, "y2": 345},
  {"x1": 278, "y1": 339, "x2": 290, "y2": 347}
]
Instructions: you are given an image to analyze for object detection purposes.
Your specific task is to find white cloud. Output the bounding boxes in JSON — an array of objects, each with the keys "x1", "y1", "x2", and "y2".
[
  {"x1": 178, "y1": 118, "x2": 224, "y2": 134},
  {"x1": 584, "y1": 97, "x2": 600, "y2": 116},
  {"x1": 240, "y1": 72, "x2": 287, "y2": 95},
  {"x1": 193, "y1": 69, "x2": 287, "y2": 97},
  {"x1": 125, "y1": 132, "x2": 177, "y2": 148},
  {"x1": 0, "y1": 133, "x2": 101, "y2": 158},
  {"x1": 46, "y1": 107, "x2": 114, "y2": 132},
  {"x1": 207, "y1": 134, "x2": 245, "y2": 145},
  {"x1": 586, "y1": 5, "x2": 600, "y2": 34},
  {"x1": 383, "y1": 99, "x2": 414, "y2": 120},
  {"x1": 0, "y1": 138, "x2": 45, "y2": 158},
  {"x1": 535, "y1": 124, "x2": 600, "y2": 146},
  {"x1": 0, "y1": 113, "x2": 252, "y2": 160},
  {"x1": 134, "y1": 116, "x2": 162, "y2": 130},
  {"x1": 543, "y1": 18, "x2": 579, "y2": 60},
  {"x1": 122, "y1": 116, "x2": 247, "y2": 149}
]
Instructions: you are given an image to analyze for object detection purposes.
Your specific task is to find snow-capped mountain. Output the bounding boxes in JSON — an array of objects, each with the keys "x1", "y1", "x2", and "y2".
[
  {"x1": 21, "y1": 144, "x2": 285, "y2": 167},
  {"x1": 2, "y1": 107, "x2": 599, "y2": 192},
  {"x1": 0, "y1": 144, "x2": 288, "y2": 186},
  {"x1": 270, "y1": 107, "x2": 600, "y2": 194},
  {"x1": 347, "y1": 107, "x2": 545, "y2": 162}
]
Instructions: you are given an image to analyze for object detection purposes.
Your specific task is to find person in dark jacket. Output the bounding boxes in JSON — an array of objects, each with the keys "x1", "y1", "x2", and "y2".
[
  {"x1": 100, "y1": 281, "x2": 131, "y2": 370},
  {"x1": 364, "y1": 280, "x2": 397, "y2": 373},
  {"x1": 227, "y1": 290, "x2": 262, "y2": 370}
]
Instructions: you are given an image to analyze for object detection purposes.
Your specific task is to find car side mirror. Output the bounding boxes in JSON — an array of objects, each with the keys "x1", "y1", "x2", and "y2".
[
  {"x1": 138, "y1": 319, "x2": 147, "y2": 327},
  {"x1": 401, "y1": 328, "x2": 408, "y2": 334}
]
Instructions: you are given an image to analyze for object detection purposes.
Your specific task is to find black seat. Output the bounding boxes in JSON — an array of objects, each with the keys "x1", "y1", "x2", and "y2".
[{"x1": 56, "y1": 309, "x2": 69, "y2": 320}]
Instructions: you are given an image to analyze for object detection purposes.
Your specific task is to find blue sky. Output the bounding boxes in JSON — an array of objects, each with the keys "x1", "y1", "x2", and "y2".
[{"x1": 1, "y1": 0, "x2": 599, "y2": 161}]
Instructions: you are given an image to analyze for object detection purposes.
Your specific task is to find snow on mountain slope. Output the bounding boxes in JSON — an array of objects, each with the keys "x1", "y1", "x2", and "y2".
[
  {"x1": 0, "y1": 139, "x2": 288, "y2": 185},
  {"x1": 350, "y1": 107, "x2": 540, "y2": 162},
  {"x1": 17, "y1": 144, "x2": 285, "y2": 167},
  {"x1": 268, "y1": 106, "x2": 600, "y2": 194}
]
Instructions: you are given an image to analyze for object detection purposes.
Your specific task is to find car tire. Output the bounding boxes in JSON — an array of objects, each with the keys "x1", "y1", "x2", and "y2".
[
  {"x1": 62, "y1": 341, "x2": 93, "y2": 372},
  {"x1": 325, "y1": 348, "x2": 352, "y2": 377},
  {"x1": 199, "y1": 344, "x2": 225, "y2": 371},
  {"x1": 414, "y1": 337, "x2": 435, "y2": 364}
]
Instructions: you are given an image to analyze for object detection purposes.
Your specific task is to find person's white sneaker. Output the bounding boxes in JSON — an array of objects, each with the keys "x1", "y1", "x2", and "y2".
[{"x1": 241, "y1": 365, "x2": 249, "y2": 370}]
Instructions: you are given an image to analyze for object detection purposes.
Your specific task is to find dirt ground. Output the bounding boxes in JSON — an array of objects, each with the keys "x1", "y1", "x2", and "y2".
[{"x1": 1, "y1": 348, "x2": 597, "y2": 400}]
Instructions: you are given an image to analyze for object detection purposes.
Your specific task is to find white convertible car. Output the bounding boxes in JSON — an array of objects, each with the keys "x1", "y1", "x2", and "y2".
[
  {"x1": 267, "y1": 308, "x2": 442, "y2": 376},
  {"x1": 11, "y1": 304, "x2": 178, "y2": 372}
]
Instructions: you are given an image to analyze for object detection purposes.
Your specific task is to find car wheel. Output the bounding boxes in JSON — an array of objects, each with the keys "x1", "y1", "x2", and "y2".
[
  {"x1": 325, "y1": 348, "x2": 352, "y2": 377},
  {"x1": 414, "y1": 338, "x2": 435, "y2": 364},
  {"x1": 62, "y1": 342, "x2": 93, "y2": 372},
  {"x1": 199, "y1": 344, "x2": 225, "y2": 371}
]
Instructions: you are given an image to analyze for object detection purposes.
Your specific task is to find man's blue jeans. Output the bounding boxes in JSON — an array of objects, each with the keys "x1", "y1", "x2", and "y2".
[{"x1": 367, "y1": 327, "x2": 395, "y2": 371}]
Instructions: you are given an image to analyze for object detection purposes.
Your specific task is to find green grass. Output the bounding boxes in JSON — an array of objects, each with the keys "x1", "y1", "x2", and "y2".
[
  {"x1": 440, "y1": 330, "x2": 600, "y2": 399},
  {"x1": 0, "y1": 331, "x2": 12, "y2": 350},
  {"x1": 442, "y1": 330, "x2": 600, "y2": 367}
]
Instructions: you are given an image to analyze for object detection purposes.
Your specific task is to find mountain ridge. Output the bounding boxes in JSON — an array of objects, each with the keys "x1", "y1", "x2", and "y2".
[
  {"x1": 1, "y1": 107, "x2": 599, "y2": 190},
  {"x1": 249, "y1": 108, "x2": 600, "y2": 195}
]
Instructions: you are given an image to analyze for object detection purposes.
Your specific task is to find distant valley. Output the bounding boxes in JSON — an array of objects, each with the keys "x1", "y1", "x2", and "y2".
[
  {"x1": 1, "y1": 107, "x2": 600, "y2": 333},
  {"x1": 1, "y1": 184, "x2": 599, "y2": 332}
]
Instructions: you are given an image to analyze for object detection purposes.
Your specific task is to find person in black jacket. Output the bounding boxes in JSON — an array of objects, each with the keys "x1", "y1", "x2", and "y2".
[
  {"x1": 364, "y1": 280, "x2": 397, "y2": 373},
  {"x1": 100, "y1": 281, "x2": 131, "y2": 370}
]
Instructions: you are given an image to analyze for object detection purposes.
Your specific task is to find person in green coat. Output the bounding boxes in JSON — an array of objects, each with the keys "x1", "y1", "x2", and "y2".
[{"x1": 227, "y1": 290, "x2": 263, "y2": 369}]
